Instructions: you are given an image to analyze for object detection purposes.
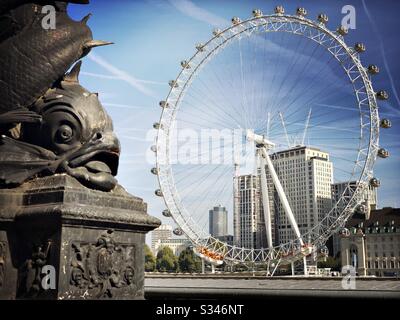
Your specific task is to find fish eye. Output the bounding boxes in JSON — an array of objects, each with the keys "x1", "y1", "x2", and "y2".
[{"x1": 57, "y1": 124, "x2": 73, "y2": 143}]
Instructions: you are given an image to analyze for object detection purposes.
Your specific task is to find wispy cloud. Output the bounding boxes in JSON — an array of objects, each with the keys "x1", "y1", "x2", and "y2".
[
  {"x1": 168, "y1": 0, "x2": 228, "y2": 26},
  {"x1": 102, "y1": 103, "x2": 151, "y2": 109},
  {"x1": 81, "y1": 71, "x2": 166, "y2": 85},
  {"x1": 88, "y1": 53, "x2": 156, "y2": 97}
]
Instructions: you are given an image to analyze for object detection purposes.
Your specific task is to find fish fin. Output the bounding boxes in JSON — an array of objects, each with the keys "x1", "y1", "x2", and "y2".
[
  {"x1": 0, "y1": 136, "x2": 59, "y2": 185},
  {"x1": 64, "y1": 61, "x2": 82, "y2": 83},
  {"x1": 0, "y1": 109, "x2": 41, "y2": 125}
]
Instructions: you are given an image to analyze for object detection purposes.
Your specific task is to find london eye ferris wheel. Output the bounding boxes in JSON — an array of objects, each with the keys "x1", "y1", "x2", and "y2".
[{"x1": 151, "y1": 6, "x2": 391, "y2": 270}]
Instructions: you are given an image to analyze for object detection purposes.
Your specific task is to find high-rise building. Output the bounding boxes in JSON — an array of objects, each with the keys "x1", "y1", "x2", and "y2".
[
  {"x1": 234, "y1": 146, "x2": 333, "y2": 249},
  {"x1": 151, "y1": 224, "x2": 172, "y2": 253},
  {"x1": 269, "y1": 146, "x2": 333, "y2": 245},
  {"x1": 209, "y1": 205, "x2": 228, "y2": 237},
  {"x1": 234, "y1": 174, "x2": 265, "y2": 248}
]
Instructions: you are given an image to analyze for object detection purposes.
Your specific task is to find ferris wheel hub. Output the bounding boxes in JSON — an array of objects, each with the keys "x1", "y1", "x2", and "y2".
[{"x1": 246, "y1": 130, "x2": 275, "y2": 150}]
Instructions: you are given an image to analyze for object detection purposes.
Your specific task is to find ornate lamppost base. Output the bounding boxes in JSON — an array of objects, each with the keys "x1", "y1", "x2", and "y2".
[{"x1": 0, "y1": 174, "x2": 160, "y2": 300}]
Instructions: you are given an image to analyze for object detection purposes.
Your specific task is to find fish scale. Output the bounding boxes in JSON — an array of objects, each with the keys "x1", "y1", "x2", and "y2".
[{"x1": 0, "y1": 2, "x2": 93, "y2": 113}]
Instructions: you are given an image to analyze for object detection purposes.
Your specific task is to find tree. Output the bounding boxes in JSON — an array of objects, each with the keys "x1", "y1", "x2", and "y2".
[
  {"x1": 144, "y1": 244, "x2": 156, "y2": 272},
  {"x1": 156, "y1": 246, "x2": 178, "y2": 272},
  {"x1": 178, "y1": 247, "x2": 202, "y2": 273},
  {"x1": 318, "y1": 256, "x2": 341, "y2": 271}
]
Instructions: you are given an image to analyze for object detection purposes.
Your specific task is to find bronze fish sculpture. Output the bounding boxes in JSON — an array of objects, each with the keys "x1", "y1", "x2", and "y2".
[
  {"x1": 0, "y1": 62, "x2": 120, "y2": 191},
  {"x1": 0, "y1": 1, "x2": 120, "y2": 191}
]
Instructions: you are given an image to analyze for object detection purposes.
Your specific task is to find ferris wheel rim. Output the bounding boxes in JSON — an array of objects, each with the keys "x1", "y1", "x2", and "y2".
[{"x1": 154, "y1": 12, "x2": 380, "y2": 264}]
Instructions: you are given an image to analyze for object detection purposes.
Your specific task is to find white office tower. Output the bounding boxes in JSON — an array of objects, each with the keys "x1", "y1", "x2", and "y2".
[
  {"x1": 209, "y1": 205, "x2": 228, "y2": 237},
  {"x1": 234, "y1": 174, "x2": 266, "y2": 248},
  {"x1": 151, "y1": 224, "x2": 172, "y2": 253},
  {"x1": 234, "y1": 146, "x2": 333, "y2": 248},
  {"x1": 270, "y1": 146, "x2": 333, "y2": 245}
]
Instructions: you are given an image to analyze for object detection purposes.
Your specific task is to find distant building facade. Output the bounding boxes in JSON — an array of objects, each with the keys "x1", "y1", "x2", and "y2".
[
  {"x1": 332, "y1": 181, "x2": 377, "y2": 213},
  {"x1": 209, "y1": 205, "x2": 228, "y2": 237},
  {"x1": 215, "y1": 235, "x2": 234, "y2": 246},
  {"x1": 153, "y1": 238, "x2": 191, "y2": 256},
  {"x1": 331, "y1": 181, "x2": 378, "y2": 256},
  {"x1": 340, "y1": 207, "x2": 400, "y2": 277},
  {"x1": 151, "y1": 224, "x2": 172, "y2": 253}
]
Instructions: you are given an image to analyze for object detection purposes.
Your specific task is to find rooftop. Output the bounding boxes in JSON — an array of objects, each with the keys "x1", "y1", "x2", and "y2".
[{"x1": 347, "y1": 207, "x2": 400, "y2": 229}]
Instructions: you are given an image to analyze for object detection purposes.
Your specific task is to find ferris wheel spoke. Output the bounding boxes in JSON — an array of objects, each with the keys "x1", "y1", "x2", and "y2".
[
  {"x1": 192, "y1": 68, "x2": 247, "y2": 125},
  {"x1": 268, "y1": 33, "x2": 314, "y2": 119},
  {"x1": 183, "y1": 166, "x2": 233, "y2": 225},
  {"x1": 181, "y1": 84, "x2": 243, "y2": 129},
  {"x1": 272, "y1": 51, "x2": 339, "y2": 123},
  {"x1": 268, "y1": 56, "x2": 337, "y2": 134},
  {"x1": 272, "y1": 112, "x2": 360, "y2": 138},
  {"x1": 267, "y1": 39, "x2": 325, "y2": 126},
  {"x1": 277, "y1": 80, "x2": 357, "y2": 128},
  {"x1": 196, "y1": 170, "x2": 234, "y2": 232},
  {"x1": 209, "y1": 49, "x2": 253, "y2": 125},
  {"x1": 261, "y1": 31, "x2": 286, "y2": 116}
]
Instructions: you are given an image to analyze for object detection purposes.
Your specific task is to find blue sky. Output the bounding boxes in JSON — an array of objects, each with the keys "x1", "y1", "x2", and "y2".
[{"x1": 67, "y1": 0, "x2": 400, "y2": 239}]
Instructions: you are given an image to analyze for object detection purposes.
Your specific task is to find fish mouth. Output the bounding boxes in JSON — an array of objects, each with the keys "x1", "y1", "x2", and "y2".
[
  {"x1": 68, "y1": 148, "x2": 120, "y2": 176},
  {"x1": 63, "y1": 143, "x2": 120, "y2": 192}
]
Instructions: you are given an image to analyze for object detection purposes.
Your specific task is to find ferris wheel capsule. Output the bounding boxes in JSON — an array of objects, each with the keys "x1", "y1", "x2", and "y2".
[
  {"x1": 159, "y1": 100, "x2": 169, "y2": 108},
  {"x1": 296, "y1": 7, "x2": 307, "y2": 17},
  {"x1": 376, "y1": 90, "x2": 389, "y2": 100},
  {"x1": 155, "y1": 189, "x2": 163, "y2": 197},
  {"x1": 337, "y1": 25, "x2": 348, "y2": 36},
  {"x1": 173, "y1": 227, "x2": 183, "y2": 236},
  {"x1": 169, "y1": 80, "x2": 179, "y2": 88},
  {"x1": 195, "y1": 43, "x2": 205, "y2": 52},
  {"x1": 378, "y1": 148, "x2": 389, "y2": 158},
  {"x1": 370, "y1": 177, "x2": 381, "y2": 188},
  {"x1": 150, "y1": 145, "x2": 157, "y2": 153},
  {"x1": 274, "y1": 6, "x2": 284, "y2": 15},
  {"x1": 180, "y1": 60, "x2": 190, "y2": 69},
  {"x1": 162, "y1": 209, "x2": 172, "y2": 217},
  {"x1": 380, "y1": 118, "x2": 392, "y2": 128},
  {"x1": 252, "y1": 9, "x2": 263, "y2": 18},
  {"x1": 151, "y1": 167, "x2": 158, "y2": 175},
  {"x1": 368, "y1": 64, "x2": 380, "y2": 75},
  {"x1": 231, "y1": 17, "x2": 241, "y2": 25},
  {"x1": 354, "y1": 43, "x2": 366, "y2": 53},
  {"x1": 212, "y1": 28, "x2": 222, "y2": 37},
  {"x1": 153, "y1": 122, "x2": 161, "y2": 130},
  {"x1": 317, "y1": 13, "x2": 328, "y2": 24}
]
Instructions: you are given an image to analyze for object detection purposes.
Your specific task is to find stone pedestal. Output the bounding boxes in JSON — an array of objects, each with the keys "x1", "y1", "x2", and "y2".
[{"x1": 0, "y1": 174, "x2": 160, "y2": 300}]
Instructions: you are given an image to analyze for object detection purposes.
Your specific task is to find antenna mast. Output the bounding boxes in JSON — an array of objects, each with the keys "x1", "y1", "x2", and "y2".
[{"x1": 302, "y1": 108, "x2": 312, "y2": 146}]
